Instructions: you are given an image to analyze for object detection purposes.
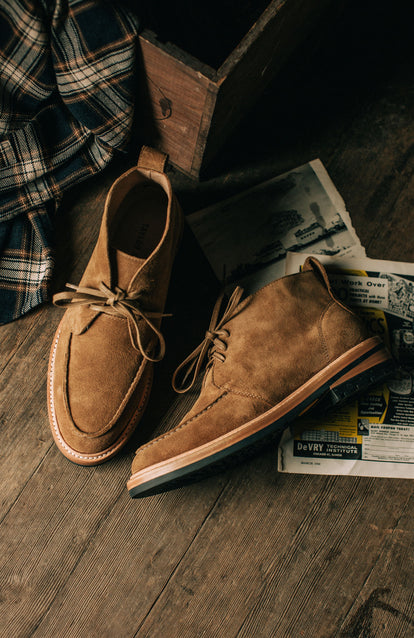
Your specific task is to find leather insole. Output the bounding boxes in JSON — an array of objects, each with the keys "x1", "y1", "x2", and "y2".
[{"x1": 111, "y1": 182, "x2": 168, "y2": 259}]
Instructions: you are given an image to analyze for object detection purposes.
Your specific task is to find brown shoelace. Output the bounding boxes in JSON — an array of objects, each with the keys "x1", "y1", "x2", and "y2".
[
  {"x1": 172, "y1": 286, "x2": 244, "y2": 393},
  {"x1": 53, "y1": 282, "x2": 169, "y2": 362}
]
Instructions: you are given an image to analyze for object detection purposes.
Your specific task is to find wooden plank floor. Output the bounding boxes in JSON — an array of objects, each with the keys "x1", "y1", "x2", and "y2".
[{"x1": 1, "y1": 1, "x2": 414, "y2": 636}]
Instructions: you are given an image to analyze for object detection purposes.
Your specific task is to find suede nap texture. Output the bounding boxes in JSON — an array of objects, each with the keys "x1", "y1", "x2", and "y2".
[
  {"x1": 48, "y1": 146, "x2": 184, "y2": 462},
  {"x1": 130, "y1": 257, "x2": 370, "y2": 475}
]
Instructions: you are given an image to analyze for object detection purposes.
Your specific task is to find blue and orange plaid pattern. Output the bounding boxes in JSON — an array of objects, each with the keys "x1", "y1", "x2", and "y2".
[{"x1": 0, "y1": 0, "x2": 139, "y2": 323}]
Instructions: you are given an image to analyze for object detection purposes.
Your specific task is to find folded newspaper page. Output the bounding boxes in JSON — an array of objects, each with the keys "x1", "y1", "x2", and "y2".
[
  {"x1": 278, "y1": 252, "x2": 414, "y2": 479},
  {"x1": 187, "y1": 159, "x2": 365, "y2": 295}
]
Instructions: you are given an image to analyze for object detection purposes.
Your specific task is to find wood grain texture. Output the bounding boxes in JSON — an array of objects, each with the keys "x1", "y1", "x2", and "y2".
[
  {"x1": 1, "y1": 1, "x2": 414, "y2": 636},
  {"x1": 138, "y1": 33, "x2": 218, "y2": 177},
  {"x1": 133, "y1": 471, "x2": 413, "y2": 638},
  {"x1": 137, "y1": 0, "x2": 335, "y2": 177}
]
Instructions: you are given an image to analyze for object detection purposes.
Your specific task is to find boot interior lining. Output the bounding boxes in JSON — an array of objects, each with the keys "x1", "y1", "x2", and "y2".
[{"x1": 111, "y1": 181, "x2": 168, "y2": 259}]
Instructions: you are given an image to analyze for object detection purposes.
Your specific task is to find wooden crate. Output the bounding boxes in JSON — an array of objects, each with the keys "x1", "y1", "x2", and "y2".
[{"x1": 137, "y1": 0, "x2": 333, "y2": 178}]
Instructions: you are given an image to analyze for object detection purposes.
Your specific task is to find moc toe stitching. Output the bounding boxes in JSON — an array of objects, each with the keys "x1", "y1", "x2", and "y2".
[
  {"x1": 58, "y1": 319, "x2": 149, "y2": 439},
  {"x1": 49, "y1": 328, "x2": 153, "y2": 462},
  {"x1": 129, "y1": 389, "x2": 274, "y2": 480},
  {"x1": 211, "y1": 364, "x2": 274, "y2": 408},
  {"x1": 135, "y1": 390, "x2": 229, "y2": 456},
  {"x1": 220, "y1": 383, "x2": 274, "y2": 407},
  {"x1": 132, "y1": 388, "x2": 272, "y2": 463}
]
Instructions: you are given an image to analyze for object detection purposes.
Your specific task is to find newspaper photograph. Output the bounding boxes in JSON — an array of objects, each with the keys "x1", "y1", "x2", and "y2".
[
  {"x1": 278, "y1": 252, "x2": 414, "y2": 479},
  {"x1": 187, "y1": 159, "x2": 365, "y2": 295}
]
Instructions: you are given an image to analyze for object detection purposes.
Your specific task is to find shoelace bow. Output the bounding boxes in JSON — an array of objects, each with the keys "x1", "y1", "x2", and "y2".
[
  {"x1": 53, "y1": 282, "x2": 170, "y2": 362},
  {"x1": 172, "y1": 286, "x2": 244, "y2": 394}
]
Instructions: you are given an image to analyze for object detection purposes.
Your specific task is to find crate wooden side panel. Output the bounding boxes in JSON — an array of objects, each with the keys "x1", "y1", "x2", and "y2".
[
  {"x1": 202, "y1": 0, "x2": 334, "y2": 170},
  {"x1": 138, "y1": 32, "x2": 219, "y2": 177}
]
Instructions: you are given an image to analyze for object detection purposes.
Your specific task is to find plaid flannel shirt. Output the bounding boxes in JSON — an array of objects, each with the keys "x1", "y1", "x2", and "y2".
[{"x1": 0, "y1": 0, "x2": 139, "y2": 324}]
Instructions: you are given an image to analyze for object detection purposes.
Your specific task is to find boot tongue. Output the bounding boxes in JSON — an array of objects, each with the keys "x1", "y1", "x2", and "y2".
[
  {"x1": 70, "y1": 249, "x2": 145, "y2": 336},
  {"x1": 114, "y1": 249, "x2": 145, "y2": 290}
]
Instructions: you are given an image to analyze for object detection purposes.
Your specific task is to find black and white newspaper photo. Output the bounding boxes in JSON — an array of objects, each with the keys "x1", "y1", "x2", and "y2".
[{"x1": 187, "y1": 159, "x2": 365, "y2": 295}]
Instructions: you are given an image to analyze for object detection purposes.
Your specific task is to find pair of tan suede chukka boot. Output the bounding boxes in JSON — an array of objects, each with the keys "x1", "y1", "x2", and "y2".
[{"x1": 48, "y1": 146, "x2": 395, "y2": 496}]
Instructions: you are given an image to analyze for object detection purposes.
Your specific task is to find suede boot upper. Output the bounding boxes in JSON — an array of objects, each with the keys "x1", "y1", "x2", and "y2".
[
  {"x1": 130, "y1": 257, "x2": 371, "y2": 475},
  {"x1": 48, "y1": 146, "x2": 183, "y2": 464}
]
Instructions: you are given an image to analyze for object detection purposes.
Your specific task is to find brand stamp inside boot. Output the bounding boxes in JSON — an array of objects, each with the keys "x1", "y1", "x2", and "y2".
[{"x1": 112, "y1": 182, "x2": 168, "y2": 259}]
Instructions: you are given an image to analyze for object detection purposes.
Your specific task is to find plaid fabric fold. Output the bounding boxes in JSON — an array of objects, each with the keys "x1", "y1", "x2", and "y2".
[{"x1": 0, "y1": 0, "x2": 139, "y2": 323}]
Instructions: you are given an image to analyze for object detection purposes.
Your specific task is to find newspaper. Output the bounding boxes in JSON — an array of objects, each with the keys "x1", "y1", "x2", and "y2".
[
  {"x1": 278, "y1": 252, "x2": 414, "y2": 479},
  {"x1": 187, "y1": 159, "x2": 365, "y2": 295},
  {"x1": 187, "y1": 159, "x2": 414, "y2": 479}
]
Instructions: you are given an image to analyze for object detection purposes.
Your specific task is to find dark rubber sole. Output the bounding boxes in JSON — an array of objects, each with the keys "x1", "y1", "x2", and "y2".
[{"x1": 128, "y1": 338, "x2": 395, "y2": 498}]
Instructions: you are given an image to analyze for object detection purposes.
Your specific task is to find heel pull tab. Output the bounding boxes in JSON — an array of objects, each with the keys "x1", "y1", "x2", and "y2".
[
  {"x1": 303, "y1": 256, "x2": 353, "y2": 314},
  {"x1": 137, "y1": 145, "x2": 168, "y2": 173}
]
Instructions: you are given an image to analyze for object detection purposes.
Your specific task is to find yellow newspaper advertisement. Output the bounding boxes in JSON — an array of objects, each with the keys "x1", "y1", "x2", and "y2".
[{"x1": 278, "y1": 252, "x2": 414, "y2": 478}]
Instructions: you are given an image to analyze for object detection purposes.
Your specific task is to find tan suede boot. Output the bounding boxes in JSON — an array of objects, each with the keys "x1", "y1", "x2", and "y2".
[
  {"x1": 47, "y1": 146, "x2": 183, "y2": 465},
  {"x1": 128, "y1": 257, "x2": 394, "y2": 496}
]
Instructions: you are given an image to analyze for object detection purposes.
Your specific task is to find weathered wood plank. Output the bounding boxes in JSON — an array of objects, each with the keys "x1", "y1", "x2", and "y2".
[
  {"x1": 326, "y1": 94, "x2": 414, "y2": 261},
  {"x1": 1, "y1": 396, "x2": 228, "y2": 638},
  {"x1": 365, "y1": 172, "x2": 414, "y2": 263},
  {"x1": 131, "y1": 469, "x2": 413, "y2": 638},
  {"x1": 336, "y1": 491, "x2": 414, "y2": 638},
  {"x1": 0, "y1": 448, "x2": 129, "y2": 637}
]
